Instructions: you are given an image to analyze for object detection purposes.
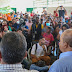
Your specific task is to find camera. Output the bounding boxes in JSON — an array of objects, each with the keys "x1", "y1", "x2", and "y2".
[{"x1": 60, "y1": 6, "x2": 62, "y2": 7}]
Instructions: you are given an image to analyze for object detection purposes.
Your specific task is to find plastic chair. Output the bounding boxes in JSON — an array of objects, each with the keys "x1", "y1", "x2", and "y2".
[{"x1": 27, "y1": 48, "x2": 32, "y2": 63}]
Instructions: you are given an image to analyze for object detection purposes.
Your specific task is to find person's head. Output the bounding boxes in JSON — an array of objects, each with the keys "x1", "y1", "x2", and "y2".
[
  {"x1": 68, "y1": 19, "x2": 71, "y2": 24},
  {"x1": 3, "y1": 25, "x2": 8, "y2": 31},
  {"x1": 12, "y1": 28, "x2": 16, "y2": 32},
  {"x1": 0, "y1": 27, "x2": 2, "y2": 32},
  {"x1": 46, "y1": 20, "x2": 50, "y2": 27},
  {"x1": 16, "y1": 18, "x2": 20, "y2": 24},
  {"x1": 0, "y1": 21, "x2": 2, "y2": 25},
  {"x1": 70, "y1": 24, "x2": 72, "y2": 29},
  {"x1": 41, "y1": 15, "x2": 43, "y2": 18},
  {"x1": 1, "y1": 32, "x2": 27, "y2": 64},
  {"x1": 0, "y1": 20, "x2": 3, "y2": 25},
  {"x1": 65, "y1": 11, "x2": 67, "y2": 15},
  {"x1": 4, "y1": 26, "x2": 8, "y2": 31},
  {"x1": 17, "y1": 28, "x2": 22, "y2": 33},
  {"x1": 60, "y1": 6, "x2": 63, "y2": 10},
  {"x1": 39, "y1": 36, "x2": 45, "y2": 45},
  {"x1": 12, "y1": 19, "x2": 16, "y2": 24},
  {"x1": 36, "y1": 17, "x2": 39, "y2": 24},
  {"x1": 59, "y1": 29, "x2": 72, "y2": 52},
  {"x1": 41, "y1": 19, "x2": 43, "y2": 24},
  {"x1": 25, "y1": 14, "x2": 28, "y2": 19},
  {"x1": 55, "y1": 21, "x2": 58, "y2": 26},
  {"x1": 36, "y1": 60, "x2": 45, "y2": 67},
  {"x1": 43, "y1": 8, "x2": 45, "y2": 11},
  {"x1": 60, "y1": 16, "x2": 63, "y2": 21},
  {"x1": 62, "y1": 24, "x2": 69, "y2": 31},
  {"x1": 8, "y1": 21, "x2": 13, "y2": 27},
  {"x1": 32, "y1": 11, "x2": 33, "y2": 13},
  {"x1": 28, "y1": 18, "x2": 32, "y2": 23},
  {"x1": 28, "y1": 16, "x2": 31, "y2": 20},
  {"x1": 0, "y1": 21, "x2": 2, "y2": 27},
  {"x1": 55, "y1": 25, "x2": 60, "y2": 32},
  {"x1": 46, "y1": 20, "x2": 49, "y2": 23},
  {"x1": 54, "y1": 11, "x2": 56, "y2": 14},
  {"x1": 2, "y1": 21, "x2": 7, "y2": 25},
  {"x1": 20, "y1": 18, "x2": 24, "y2": 24},
  {"x1": 53, "y1": 17, "x2": 57, "y2": 21},
  {"x1": 46, "y1": 27, "x2": 51, "y2": 33}
]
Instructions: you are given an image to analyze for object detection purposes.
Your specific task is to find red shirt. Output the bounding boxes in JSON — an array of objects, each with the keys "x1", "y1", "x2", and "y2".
[
  {"x1": 56, "y1": 13, "x2": 58, "y2": 17},
  {"x1": 43, "y1": 33, "x2": 54, "y2": 45},
  {"x1": 30, "y1": 13, "x2": 34, "y2": 17}
]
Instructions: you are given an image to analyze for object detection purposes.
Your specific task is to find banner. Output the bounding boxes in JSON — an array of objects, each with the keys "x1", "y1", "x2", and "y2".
[{"x1": 0, "y1": 6, "x2": 13, "y2": 14}]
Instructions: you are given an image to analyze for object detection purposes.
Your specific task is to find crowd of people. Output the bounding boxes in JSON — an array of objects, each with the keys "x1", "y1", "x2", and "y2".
[{"x1": 0, "y1": 6, "x2": 72, "y2": 72}]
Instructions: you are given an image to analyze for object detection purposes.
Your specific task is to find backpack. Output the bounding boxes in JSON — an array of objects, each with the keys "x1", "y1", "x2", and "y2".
[
  {"x1": 27, "y1": 43, "x2": 38, "y2": 62},
  {"x1": 31, "y1": 43, "x2": 38, "y2": 55}
]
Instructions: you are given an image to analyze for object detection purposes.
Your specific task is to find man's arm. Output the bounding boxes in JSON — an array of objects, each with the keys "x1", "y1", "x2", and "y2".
[
  {"x1": 62, "y1": 6, "x2": 66, "y2": 12},
  {"x1": 31, "y1": 44, "x2": 37, "y2": 59},
  {"x1": 21, "y1": 25, "x2": 29, "y2": 31},
  {"x1": 42, "y1": 45, "x2": 48, "y2": 56},
  {"x1": 56, "y1": 6, "x2": 60, "y2": 12},
  {"x1": 23, "y1": 28, "x2": 29, "y2": 31}
]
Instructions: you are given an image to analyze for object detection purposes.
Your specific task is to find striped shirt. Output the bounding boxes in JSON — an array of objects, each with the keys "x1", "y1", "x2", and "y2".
[{"x1": 0, "y1": 64, "x2": 39, "y2": 72}]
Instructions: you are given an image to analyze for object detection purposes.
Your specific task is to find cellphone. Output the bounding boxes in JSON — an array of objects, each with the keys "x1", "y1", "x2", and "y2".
[{"x1": 60, "y1": 6, "x2": 62, "y2": 7}]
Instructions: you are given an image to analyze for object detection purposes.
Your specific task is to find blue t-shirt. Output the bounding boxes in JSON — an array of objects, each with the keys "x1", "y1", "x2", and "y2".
[
  {"x1": 30, "y1": 64, "x2": 48, "y2": 71},
  {"x1": 24, "y1": 25, "x2": 29, "y2": 29},
  {"x1": 48, "y1": 51, "x2": 72, "y2": 72},
  {"x1": 14, "y1": 15, "x2": 17, "y2": 18},
  {"x1": 12, "y1": 23, "x2": 19, "y2": 30}
]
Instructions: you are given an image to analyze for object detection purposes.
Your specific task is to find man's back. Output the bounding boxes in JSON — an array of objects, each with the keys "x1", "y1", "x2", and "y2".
[
  {"x1": 0, "y1": 32, "x2": 39, "y2": 72},
  {"x1": 48, "y1": 51, "x2": 72, "y2": 72},
  {"x1": 0, "y1": 64, "x2": 38, "y2": 72}
]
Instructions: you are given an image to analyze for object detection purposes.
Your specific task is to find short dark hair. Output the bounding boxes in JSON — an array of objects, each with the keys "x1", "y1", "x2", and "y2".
[
  {"x1": 39, "y1": 36, "x2": 44, "y2": 40},
  {"x1": 36, "y1": 60, "x2": 45, "y2": 67},
  {"x1": 54, "y1": 25, "x2": 59, "y2": 30},
  {"x1": 17, "y1": 28, "x2": 22, "y2": 32},
  {"x1": 62, "y1": 24, "x2": 69, "y2": 30},
  {"x1": 7, "y1": 21, "x2": 13, "y2": 26},
  {"x1": 48, "y1": 27, "x2": 51, "y2": 30},
  {"x1": 41, "y1": 19, "x2": 43, "y2": 21},
  {"x1": 46, "y1": 19, "x2": 49, "y2": 22},
  {"x1": 1, "y1": 32, "x2": 27, "y2": 64},
  {"x1": 12, "y1": 28, "x2": 16, "y2": 32},
  {"x1": 9, "y1": 21, "x2": 13, "y2": 24}
]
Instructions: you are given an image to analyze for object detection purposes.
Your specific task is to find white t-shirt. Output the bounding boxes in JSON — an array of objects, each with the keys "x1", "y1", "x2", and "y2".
[{"x1": 31, "y1": 43, "x2": 47, "y2": 58}]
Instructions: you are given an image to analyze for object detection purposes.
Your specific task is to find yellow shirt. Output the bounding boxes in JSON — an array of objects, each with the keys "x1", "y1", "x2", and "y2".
[
  {"x1": 36, "y1": 24, "x2": 44, "y2": 29},
  {"x1": 31, "y1": 24, "x2": 44, "y2": 30}
]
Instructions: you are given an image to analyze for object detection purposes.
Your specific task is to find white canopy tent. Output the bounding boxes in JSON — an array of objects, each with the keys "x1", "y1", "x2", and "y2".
[{"x1": 0, "y1": 0, "x2": 33, "y2": 13}]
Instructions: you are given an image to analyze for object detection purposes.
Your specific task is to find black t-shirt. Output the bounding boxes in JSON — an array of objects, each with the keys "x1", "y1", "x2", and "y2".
[{"x1": 58, "y1": 10, "x2": 65, "y2": 18}]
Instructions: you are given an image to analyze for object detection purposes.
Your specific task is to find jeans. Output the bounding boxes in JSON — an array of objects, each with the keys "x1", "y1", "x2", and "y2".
[{"x1": 30, "y1": 64, "x2": 48, "y2": 72}]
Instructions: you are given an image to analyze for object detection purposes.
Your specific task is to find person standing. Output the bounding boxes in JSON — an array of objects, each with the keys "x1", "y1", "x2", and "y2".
[
  {"x1": 56, "y1": 6, "x2": 66, "y2": 19},
  {"x1": 48, "y1": 29, "x2": 72, "y2": 72}
]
